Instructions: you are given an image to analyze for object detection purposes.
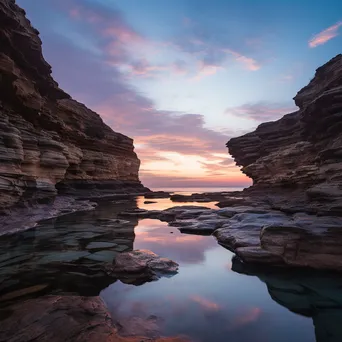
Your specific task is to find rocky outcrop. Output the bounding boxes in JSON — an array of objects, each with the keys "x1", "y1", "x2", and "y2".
[
  {"x1": 0, "y1": 0, "x2": 148, "y2": 210},
  {"x1": 227, "y1": 54, "x2": 342, "y2": 216},
  {"x1": 222, "y1": 55, "x2": 342, "y2": 270}
]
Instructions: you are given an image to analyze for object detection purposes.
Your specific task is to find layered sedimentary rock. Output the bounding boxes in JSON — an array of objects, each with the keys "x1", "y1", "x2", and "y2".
[
  {"x1": 223, "y1": 55, "x2": 342, "y2": 270},
  {"x1": 0, "y1": 0, "x2": 147, "y2": 210},
  {"x1": 227, "y1": 54, "x2": 342, "y2": 215}
]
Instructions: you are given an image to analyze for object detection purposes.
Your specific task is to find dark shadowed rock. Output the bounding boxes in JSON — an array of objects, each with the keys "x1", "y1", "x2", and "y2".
[
  {"x1": 232, "y1": 258, "x2": 342, "y2": 342},
  {"x1": 170, "y1": 192, "x2": 238, "y2": 203},
  {"x1": 145, "y1": 191, "x2": 170, "y2": 199}
]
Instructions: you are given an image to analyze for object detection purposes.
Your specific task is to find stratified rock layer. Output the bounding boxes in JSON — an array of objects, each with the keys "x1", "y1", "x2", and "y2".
[
  {"x1": 0, "y1": 0, "x2": 147, "y2": 210},
  {"x1": 227, "y1": 54, "x2": 342, "y2": 215}
]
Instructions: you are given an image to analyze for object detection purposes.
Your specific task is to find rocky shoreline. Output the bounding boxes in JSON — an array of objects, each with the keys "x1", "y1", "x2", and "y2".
[
  {"x1": 117, "y1": 191, "x2": 342, "y2": 271},
  {"x1": 1, "y1": 0, "x2": 342, "y2": 340}
]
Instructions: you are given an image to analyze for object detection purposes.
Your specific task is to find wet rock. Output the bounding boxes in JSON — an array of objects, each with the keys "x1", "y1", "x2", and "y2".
[
  {"x1": 215, "y1": 197, "x2": 254, "y2": 208},
  {"x1": 38, "y1": 251, "x2": 90, "y2": 264},
  {"x1": 170, "y1": 192, "x2": 235, "y2": 203},
  {"x1": 214, "y1": 225, "x2": 261, "y2": 250},
  {"x1": 216, "y1": 206, "x2": 270, "y2": 218},
  {"x1": 0, "y1": 295, "x2": 188, "y2": 341},
  {"x1": 235, "y1": 246, "x2": 284, "y2": 264},
  {"x1": 0, "y1": 253, "x2": 32, "y2": 268},
  {"x1": 118, "y1": 209, "x2": 175, "y2": 222},
  {"x1": 112, "y1": 245, "x2": 130, "y2": 252},
  {"x1": 0, "y1": 284, "x2": 49, "y2": 303},
  {"x1": 85, "y1": 251, "x2": 119, "y2": 262},
  {"x1": 171, "y1": 219, "x2": 227, "y2": 235},
  {"x1": 145, "y1": 191, "x2": 170, "y2": 199},
  {"x1": 86, "y1": 242, "x2": 117, "y2": 250},
  {"x1": 106, "y1": 250, "x2": 178, "y2": 283},
  {"x1": 170, "y1": 194, "x2": 213, "y2": 202}
]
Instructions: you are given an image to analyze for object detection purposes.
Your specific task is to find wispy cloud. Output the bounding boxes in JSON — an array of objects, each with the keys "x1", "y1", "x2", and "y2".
[
  {"x1": 225, "y1": 49, "x2": 261, "y2": 71},
  {"x1": 309, "y1": 21, "x2": 342, "y2": 48},
  {"x1": 225, "y1": 102, "x2": 298, "y2": 122},
  {"x1": 190, "y1": 296, "x2": 221, "y2": 311},
  {"x1": 191, "y1": 61, "x2": 223, "y2": 81}
]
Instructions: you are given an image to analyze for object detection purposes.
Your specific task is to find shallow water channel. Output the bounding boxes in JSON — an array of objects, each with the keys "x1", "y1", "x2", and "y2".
[{"x1": 1, "y1": 195, "x2": 342, "y2": 341}]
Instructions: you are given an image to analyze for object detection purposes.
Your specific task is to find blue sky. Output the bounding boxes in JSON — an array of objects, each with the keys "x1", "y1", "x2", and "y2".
[{"x1": 18, "y1": 0, "x2": 342, "y2": 187}]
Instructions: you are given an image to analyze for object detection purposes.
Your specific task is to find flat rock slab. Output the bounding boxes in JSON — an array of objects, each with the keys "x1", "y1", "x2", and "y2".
[
  {"x1": 260, "y1": 219, "x2": 342, "y2": 270},
  {"x1": 85, "y1": 250, "x2": 119, "y2": 262},
  {"x1": 86, "y1": 242, "x2": 118, "y2": 250},
  {"x1": 38, "y1": 251, "x2": 90, "y2": 264},
  {"x1": 144, "y1": 191, "x2": 171, "y2": 199},
  {"x1": 0, "y1": 284, "x2": 49, "y2": 303},
  {"x1": 0, "y1": 295, "x2": 188, "y2": 342}
]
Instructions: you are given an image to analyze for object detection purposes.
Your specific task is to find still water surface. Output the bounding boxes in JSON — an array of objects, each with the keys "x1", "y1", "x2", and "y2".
[{"x1": 0, "y1": 188, "x2": 341, "y2": 341}]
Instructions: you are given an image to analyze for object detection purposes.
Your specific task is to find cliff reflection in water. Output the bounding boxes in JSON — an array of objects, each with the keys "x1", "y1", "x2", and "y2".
[{"x1": 232, "y1": 257, "x2": 342, "y2": 342}]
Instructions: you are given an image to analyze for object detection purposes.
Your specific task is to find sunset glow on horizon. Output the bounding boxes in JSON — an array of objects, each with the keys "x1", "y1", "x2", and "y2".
[{"x1": 18, "y1": 0, "x2": 342, "y2": 188}]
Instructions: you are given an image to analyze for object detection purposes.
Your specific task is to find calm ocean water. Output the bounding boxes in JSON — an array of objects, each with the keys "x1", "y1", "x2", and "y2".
[{"x1": 151, "y1": 186, "x2": 246, "y2": 194}]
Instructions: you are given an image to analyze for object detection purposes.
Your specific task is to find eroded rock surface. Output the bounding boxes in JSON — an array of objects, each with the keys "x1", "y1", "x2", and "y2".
[
  {"x1": 106, "y1": 249, "x2": 179, "y2": 284},
  {"x1": 0, "y1": 0, "x2": 148, "y2": 211},
  {"x1": 0, "y1": 295, "x2": 188, "y2": 342},
  {"x1": 227, "y1": 54, "x2": 342, "y2": 216}
]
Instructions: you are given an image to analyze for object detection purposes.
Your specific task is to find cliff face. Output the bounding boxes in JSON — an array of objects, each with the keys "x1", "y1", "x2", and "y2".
[
  {"x1": 228, "y1": 54, "x2": 342, "y2": 213},
  {"x1": 0, "y1": 0, "x2": 147, "y2": 209}
]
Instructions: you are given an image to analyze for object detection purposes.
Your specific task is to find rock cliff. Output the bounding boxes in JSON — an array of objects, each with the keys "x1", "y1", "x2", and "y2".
[
  {"x1": 227, "y1": 54, "x2": 342, "y2": 215},
  {"x1": 0, "y1": 0, "x2": 147, "y2": 210}
]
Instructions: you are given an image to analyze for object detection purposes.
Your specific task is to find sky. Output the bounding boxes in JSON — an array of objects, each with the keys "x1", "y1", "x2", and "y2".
[{"x1": 18, "y1": 0, "x2": 342, "y2": 188}]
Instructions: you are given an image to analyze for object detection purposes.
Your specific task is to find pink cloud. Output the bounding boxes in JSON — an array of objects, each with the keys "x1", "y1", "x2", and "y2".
[
  {"x1": 225, "y1": 49, "x2": 261, "y2": 71},
  {"x1": 192, "y1": 63, "x2": 222, "y2": 81},
  {"x1": 67, "y1": 4, "x2": 104, "y2": 24},
  {"x1": 309, "y1": 21, "x2": 342, "y2": 48},
  {"x1": 190, "y1": 295, "x2": 221, "y2": 311},
  {"x1": 103, "y1": 25, "x2": 143, "y2": 45}
]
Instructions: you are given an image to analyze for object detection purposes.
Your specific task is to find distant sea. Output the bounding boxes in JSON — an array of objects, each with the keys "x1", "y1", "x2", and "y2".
[{"x1": 151, "y1": 186, "x2": 245, "y2": 195}]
